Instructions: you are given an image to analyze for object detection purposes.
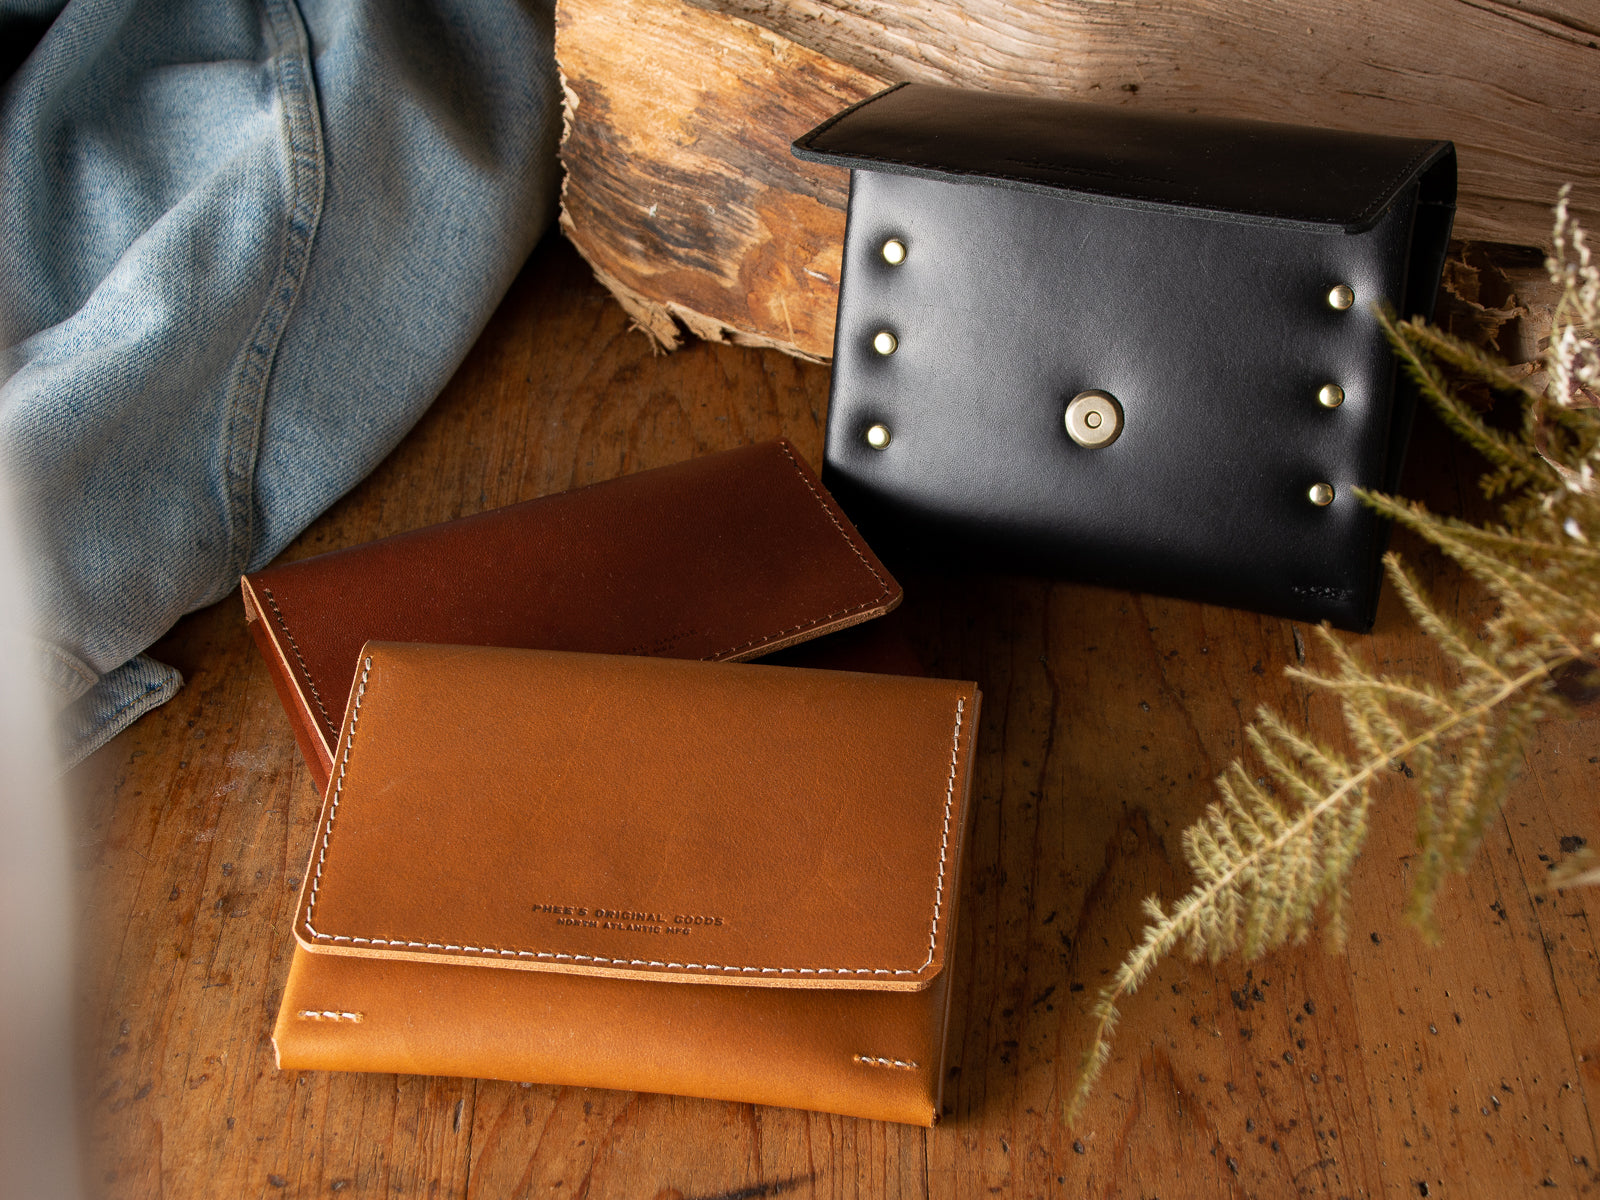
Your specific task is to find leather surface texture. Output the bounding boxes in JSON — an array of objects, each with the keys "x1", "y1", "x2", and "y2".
[
  {"x1": 273, "y1": 643, "x2": 981, "y2": 1126},
  {"x1": 241, "y1": 440, "x2": 901, "y2": 792},
  {"x1": 794, "y1": 84, "x2": 1458, "y2": 630}
]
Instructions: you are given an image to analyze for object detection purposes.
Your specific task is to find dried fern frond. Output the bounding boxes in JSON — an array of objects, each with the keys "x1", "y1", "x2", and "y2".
[
  {"x1": 1066, "y1": 196, "x2": 1600, "y2": 1125},
  {"x1": 1382, "y1": 317, "x2": 1548, "y2": 498},
  {"x1": 1065, "y1": 622, "x2": 1569, "y2": 1122}
]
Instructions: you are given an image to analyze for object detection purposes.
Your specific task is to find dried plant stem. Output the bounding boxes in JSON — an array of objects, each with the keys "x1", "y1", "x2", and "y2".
[{"x1": 1065, "y1": 654, "x2": 1573, "y2": 1124}]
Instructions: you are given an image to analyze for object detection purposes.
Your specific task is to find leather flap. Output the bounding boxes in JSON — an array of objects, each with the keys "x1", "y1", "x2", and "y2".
[
  {"x1": 793, "y1": 82, "x2": 1456, "y2": 234},
  {"x1": 294, "y1": 643, "x2": 980, "y2": 992}
]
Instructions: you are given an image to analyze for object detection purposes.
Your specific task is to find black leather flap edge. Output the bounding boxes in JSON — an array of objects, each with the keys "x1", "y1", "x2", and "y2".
[{"x1": 793, "y1": 82, "x2": 1456, "y2": 235}]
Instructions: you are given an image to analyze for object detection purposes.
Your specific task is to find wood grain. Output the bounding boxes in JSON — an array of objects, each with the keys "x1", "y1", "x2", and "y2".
[
  {"x1": 557, "y1": 0, "x2": 1595, "y2": 360},
  {"x1": 77, "y1": 233, "x2": 1600, "y2": 1197},
  {"x1": 683, "y1": 0, "x2": 1600, "y2": 247},
  {"x1": 556, "y1": 0, "x2": 885, "y2": 359}
]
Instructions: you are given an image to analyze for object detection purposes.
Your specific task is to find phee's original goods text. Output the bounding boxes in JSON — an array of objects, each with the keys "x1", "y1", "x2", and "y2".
[{"x1": 534, "y1": 902, "x2": 725, "y2": 937}]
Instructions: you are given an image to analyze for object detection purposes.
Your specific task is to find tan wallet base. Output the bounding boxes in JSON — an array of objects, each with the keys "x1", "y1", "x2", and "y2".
[
  {"x1": 273, "y1": 643, "x2": 980, "y2": 1125},
  {"x1": 277, "y1": 941, "x2": 957, "y2": 1125}
]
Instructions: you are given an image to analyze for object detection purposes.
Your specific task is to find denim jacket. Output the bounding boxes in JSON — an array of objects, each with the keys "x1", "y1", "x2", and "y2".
[{"x1": 0, "y1": 0, "x2": 560, "y2": 764}]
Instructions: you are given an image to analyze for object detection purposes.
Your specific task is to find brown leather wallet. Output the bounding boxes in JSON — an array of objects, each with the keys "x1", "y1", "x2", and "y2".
[
  {"x1": 273, "y1": 642, "x2": 981, "y2": 1125},
  {"x1": 241, "y1": 441, "x2": 900, "y2": 794}
]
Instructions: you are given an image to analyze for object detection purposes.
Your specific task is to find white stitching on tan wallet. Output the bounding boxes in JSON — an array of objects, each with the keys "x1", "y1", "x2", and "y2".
[
  {"x1": 853, "y1": 1054, "x2": 919, "y2": 1070},
  {"x1": 297, "y1": 1010, "x2": 363, "y2": 1022},
  {"x1": 301, "y1": 659, "x2": 967, "y2": 979},
  {"x1": 302, "y1": 655, "x2": 371, "y2": 932}
]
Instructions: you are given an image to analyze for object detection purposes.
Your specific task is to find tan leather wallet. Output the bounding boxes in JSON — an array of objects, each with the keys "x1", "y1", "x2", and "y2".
[
  {"x1": 273, "y1": 643, "x2": 981, "y2": 1125},
  {"x1": 242, "y1": 441, "x2": 900, "y2": 794}
]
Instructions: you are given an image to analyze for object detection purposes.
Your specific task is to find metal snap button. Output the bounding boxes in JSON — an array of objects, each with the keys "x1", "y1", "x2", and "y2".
[
  {"x1": 864, "y1": 423, "x2": 892, "y2": 450},
  {"x1": 1318, "y1": 383, "x2": 1345, "y2": 409},
  {"x1": 1308, "y1": 482, "x2": 1335, "y2": 506},
  {"x1": 1327, "y1": 284, "x2": 1355, "y2": 311},
  {"x1": 881, "y1": 238, "x2": 907, "y2": 265},
  {"x1": 873, "y1": 330, "x2": 898, "y2": 356},
  {"x1": 1064, "y1": 390, "x2": 1123, "y2": 448}
]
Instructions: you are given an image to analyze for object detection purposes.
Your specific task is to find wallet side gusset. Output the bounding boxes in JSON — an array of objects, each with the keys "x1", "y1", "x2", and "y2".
[{"x1": 242, "y1": 577, "x2": 338, "y2": 783}]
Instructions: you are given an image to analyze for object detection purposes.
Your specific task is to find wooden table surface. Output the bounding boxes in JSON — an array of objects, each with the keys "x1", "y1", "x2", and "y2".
[{"x1": 76, "y1": 234, "x2": 1600, "y2": 1199}]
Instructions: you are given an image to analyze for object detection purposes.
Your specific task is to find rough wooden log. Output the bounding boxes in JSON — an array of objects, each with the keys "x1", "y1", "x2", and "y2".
[
  {"x1": 557, "y1": 0, "x2": 1597, "y2": 361},
  {"x1": 556, "y1": 0, "x2": 885, "y2": 359}
]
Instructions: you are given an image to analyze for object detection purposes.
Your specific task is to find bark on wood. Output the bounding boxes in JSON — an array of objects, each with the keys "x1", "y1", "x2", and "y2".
[
  {"x1": 556, "y1": 0, "x2": 885, "y2": 360},
  {"x1": 558, "y1": 0, "x2": 1598, "y2": 360}
]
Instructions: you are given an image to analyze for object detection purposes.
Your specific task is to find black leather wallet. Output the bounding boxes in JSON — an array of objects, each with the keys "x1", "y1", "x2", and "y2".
[{"x1": 792, "y1": 83, "x2": 1456, "y2": 630}]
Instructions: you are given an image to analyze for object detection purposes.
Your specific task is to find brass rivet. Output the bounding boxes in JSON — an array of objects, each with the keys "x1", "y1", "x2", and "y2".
[
  {"x1": 1328, "y1": 284, "x2": 1355, "y2": 311},
  {"x1": 1318, "y1": 383, "x2": 1345, "y2": 409},
  {"x1": 1309, "y1": 482, "x2": 1335, "y2": 506},
  {"x1": 881, "y1": 238, "x2": 907, "y2": 265},
  {"x1": 1064, "y1": 390, "x2": 1123, "y2": 449},
  {"x1": 873, "y1": 330, "x2": 898, "y2": 356},
  {"x1": 865, "y1": 423, "x2": 892, "y2": 450}
]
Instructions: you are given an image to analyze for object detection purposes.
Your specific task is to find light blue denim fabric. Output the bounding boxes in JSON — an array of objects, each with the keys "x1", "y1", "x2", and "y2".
[{"x1": 0, "y1": 0, "x2": 561, "y2": 764}]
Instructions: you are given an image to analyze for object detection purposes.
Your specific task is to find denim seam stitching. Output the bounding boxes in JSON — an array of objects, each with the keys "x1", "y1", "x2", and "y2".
[
  {"x1": 102, "y1": 674, "x2": 172, "y2": 725},
  {"x1": 62, "y1": 664, "x2": 183, "y2": 769},
  {"x1": 214, "y1": 0, "x2": 326, "y2": 599}
]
